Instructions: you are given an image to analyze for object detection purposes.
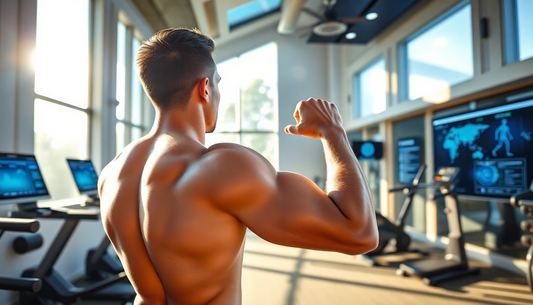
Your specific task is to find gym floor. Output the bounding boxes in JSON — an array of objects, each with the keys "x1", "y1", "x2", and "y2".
[{"x1": 77, "y1": 231, "x2": 533, "y2": 305}]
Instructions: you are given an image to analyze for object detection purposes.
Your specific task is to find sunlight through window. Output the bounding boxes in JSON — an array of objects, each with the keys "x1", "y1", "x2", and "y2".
[
  {"x1": 34, "y1": 0, "x2": 89, "y2": 108},
  {"x1": 404, "y1": 1, "x2": 473, "y2": 100},
  {"x1": 206, "y1": 42, "x2": 279, "y2": 169},
  {"x1": 34, "y1": 0, "x2": 90, "y2": 201}
]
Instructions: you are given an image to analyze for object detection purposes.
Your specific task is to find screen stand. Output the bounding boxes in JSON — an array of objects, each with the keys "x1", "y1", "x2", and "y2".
[
  {"x1": 82, "y1": 195, "x2": 100, "y2": 207},
  {"x1": 485, "y1": 200, "x2": 520, "y2": 249},
  {"x1": 16, "y1": 202, "x2": 52, "y2": 216}
]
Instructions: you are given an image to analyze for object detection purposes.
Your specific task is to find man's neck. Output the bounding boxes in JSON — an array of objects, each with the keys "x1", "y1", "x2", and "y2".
[{"x1": 150, "y1": 105, "x2": 207, "y2": 144}]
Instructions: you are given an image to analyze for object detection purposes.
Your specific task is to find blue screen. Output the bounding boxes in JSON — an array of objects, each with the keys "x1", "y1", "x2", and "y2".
[
  {"x1": 67, "y1": 160, "x2": 98, "y2": 194},
  {"x1": 0, "y1": 154, "x2": 50, "y2": 202},
  {"x1": 433, "y1": 99, "x2": 533, "y2": 199}
]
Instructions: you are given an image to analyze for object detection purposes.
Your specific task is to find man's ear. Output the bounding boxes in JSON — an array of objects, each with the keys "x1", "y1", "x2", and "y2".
[{"x1": 197, "y1": 77, "x2": 211, "y2": 103}]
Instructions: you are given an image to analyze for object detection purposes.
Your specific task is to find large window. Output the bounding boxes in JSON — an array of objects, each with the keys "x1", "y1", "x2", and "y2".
[
  {"x1": 502, "y1": 0, "x2": 533, "y2": 64},
  {"x1": 353, "y1": 56, "x2": 386, "y2": 118},
  {"x1": 400, "y1": 0, "x2": 473, "y2": 101},
  {"x1": 227, "y1": 0, "x2": 282, "y2": 29},
  {"x1": 34, "y1": 0, "x2": 90, "y2": 201},
  {"x1": 206, "y1": 42, "x2": 279, "y2": 169},
  {"x1": 116, "y1": 19, "x2": 151, "y2": 152}
]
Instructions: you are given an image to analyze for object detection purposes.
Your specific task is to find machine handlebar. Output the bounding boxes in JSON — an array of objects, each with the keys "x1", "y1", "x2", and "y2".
[
  {"x1": 0, "y1": 277, "x2": 41, "y2": 292},
  {"x1": 511, "y1": 189, "x2": 533, "y2": 208},
  {"x1": 0, "y1": 218, "x2": 39, "y2": 233}
]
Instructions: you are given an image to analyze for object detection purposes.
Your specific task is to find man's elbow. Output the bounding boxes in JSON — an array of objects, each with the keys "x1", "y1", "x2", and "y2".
[{"x1": 342, "y1": 229, "x2": 379, "y2": 256}]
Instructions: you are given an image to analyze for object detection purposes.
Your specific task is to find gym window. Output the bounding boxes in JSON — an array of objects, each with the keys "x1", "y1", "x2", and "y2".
[
  {"x1": 115, "y1": 17, "x2": 151, "y2": 153},
  {"x1": 353, "y1": 56, "x2": 387, "y2": 119},
  {"x1": 227, "y1": 0, "x2": 282, "y2": 30},
  {"x1": 502, "y1": 0, "x2": 533, "y2": 64},
  {"x1": 399, "y1": 0, "x2": 474, "y2": 101},
  {"x1": 34, "y1": 0, "x2": 91, "y2": 201},
  {"x1": 205, "y1": 42, "x2": 279, "y2": 169}
]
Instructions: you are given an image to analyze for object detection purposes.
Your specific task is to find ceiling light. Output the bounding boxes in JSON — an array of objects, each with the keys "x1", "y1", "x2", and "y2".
[
  {"x1": 313, "y1": 21, "x2": 347, "y2": 37},
  {"x1": 345, "y1": 32, "x2": 357, "y2": 39},
  {"x1": 366, "y1": 12, "x2": 378, "y2": 20}
]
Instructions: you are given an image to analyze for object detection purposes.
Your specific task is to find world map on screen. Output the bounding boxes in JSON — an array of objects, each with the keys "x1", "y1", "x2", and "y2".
[{"x1": 442, "y1": 123, "x2": 490, "y2": 163}]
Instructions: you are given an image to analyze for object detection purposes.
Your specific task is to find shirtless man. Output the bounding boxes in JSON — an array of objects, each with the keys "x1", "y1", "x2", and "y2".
[{"x1": 98, "y1": 28, "x2": 378, "y2": 305}]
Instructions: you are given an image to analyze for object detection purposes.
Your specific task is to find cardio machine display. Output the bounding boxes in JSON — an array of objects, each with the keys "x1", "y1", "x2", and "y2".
[
  {"x1": 66, "y1": 159, "x2": 99, "y2": 197},
  {"x1": 433, "y1": 99, "x2": 533, "y2": 200},
  {"x1": 0, "y1": 153, "x2": 50, "y2": 205}
]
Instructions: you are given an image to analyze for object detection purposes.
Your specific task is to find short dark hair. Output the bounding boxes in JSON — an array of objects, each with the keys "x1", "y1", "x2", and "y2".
[{"x1": 136, "y1": 28, "x2": 216, "y2": 110}]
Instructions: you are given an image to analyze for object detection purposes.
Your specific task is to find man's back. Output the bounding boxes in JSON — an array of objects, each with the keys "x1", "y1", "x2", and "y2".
[
  {"x1": 99, "y1": 28, "x2": 377, "y2": 305},
  {"x1": 99, "y1": 96, "x2": 378, "y2": 305},
  {"x1": 99, "y1": 134, "x2": 249, "y2": 304}
]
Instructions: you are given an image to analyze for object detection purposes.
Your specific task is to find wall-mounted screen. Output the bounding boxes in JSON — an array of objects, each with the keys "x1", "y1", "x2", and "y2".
[
  {"x1": 66, "y1": 159, "x2": 98, "y2": 197},
  {"x1": 0, "y1": 153, "x2": 50, "y2": 205},
  {"x1": 398, "y1": 137, "x2": 421, "y2": 184},
  {"x1": 352, "y1": 141, "x2": 383, "y2": 160},
  {"x1": 433, "y1": 99, "x2": 533, "y2": 200}
]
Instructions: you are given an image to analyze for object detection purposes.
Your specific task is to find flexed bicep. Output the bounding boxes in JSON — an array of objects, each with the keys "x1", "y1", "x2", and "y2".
[{"x1": 240, "y1": 171, "x2": 368, "y2": 254}]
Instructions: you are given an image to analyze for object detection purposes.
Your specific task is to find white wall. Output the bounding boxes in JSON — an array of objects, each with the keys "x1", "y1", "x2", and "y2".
[{"x1": 215, "y1": 25, "x2": 332, "y2": 185}]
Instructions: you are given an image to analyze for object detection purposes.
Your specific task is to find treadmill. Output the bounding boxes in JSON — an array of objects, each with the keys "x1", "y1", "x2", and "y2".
[
  {"x1": 360, "y1": 164, "x2": 428, "y2": 266},
  {"x1": 396, "y1": 167, "x2": 480, "y2": 285},
  {"x1": 510, "y1": 180, "x2": 533, "y2": 294},
  {"x1": 0, "y1": 218, "x2": 42, "y2": 293},
  {"x1": 0, "y1": 152, "x2": 135, "y2": 304},
  {"x1": 66, "y1": 158, "x2": 124, "y2": 280}
]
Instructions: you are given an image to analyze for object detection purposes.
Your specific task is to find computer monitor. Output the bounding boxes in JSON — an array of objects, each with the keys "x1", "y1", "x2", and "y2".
[
  {"x1": 432, "y1": 98, "x2": 533, "y2": 201},
  {"x1": 352, "y1": 141, "x2": 383, "y2": 160},
  {"x1": 66, "y1": 159, "x2": 99, "y2": 198},
  {"x1": 0, "y1": 153, "x2": 50, "y2": 205}
]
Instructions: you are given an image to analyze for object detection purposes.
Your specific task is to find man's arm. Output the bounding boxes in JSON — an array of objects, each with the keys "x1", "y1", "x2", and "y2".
[{"x1": 204, "y1": 98, "x2": 378, "y2": 255}]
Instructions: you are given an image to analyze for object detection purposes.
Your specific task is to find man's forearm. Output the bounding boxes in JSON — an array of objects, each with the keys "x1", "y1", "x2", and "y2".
[{"x1": 321, "y1": 128, "x2": 374, "y2": 222}]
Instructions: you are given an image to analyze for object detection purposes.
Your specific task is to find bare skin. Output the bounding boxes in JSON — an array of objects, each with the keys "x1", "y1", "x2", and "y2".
[{"x1": 98, "y1": 70, "x2": 378, "y2": 305}]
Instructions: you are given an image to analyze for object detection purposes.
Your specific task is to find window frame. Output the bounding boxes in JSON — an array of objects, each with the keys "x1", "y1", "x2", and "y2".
[
  {"x1": 115, "y1": 14, "x2": 151, "y2": 151},
  {"x1": 501, "y1": 0, "x2": 533, "y2": 65},
  {"x1": 207, "y1": 42, "x2": 279, "y2": 169},
  {"x1": 352, "y1": 55, "x2": 387, "y2": 119},
  {"x1": 398, "y1": 0, "x2": 473, "y2": 102},
  {"x1": 34, "y1": 0, "x2": 93, "y2": 158}
]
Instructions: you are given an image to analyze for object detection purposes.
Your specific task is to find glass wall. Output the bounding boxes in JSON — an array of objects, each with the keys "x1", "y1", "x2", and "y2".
[
  {"x1": 401, "y1": 0, "x2": 473, "y2": 101},
  {"x1": 353, "y1": 57, "x2": 386, "y2": 118},
  {"x1": 34, "y1": 0, "x2": 90, "y2": 201},
  {"x1": 206, "y1": 42, "x2": 279, "y2": 169}
]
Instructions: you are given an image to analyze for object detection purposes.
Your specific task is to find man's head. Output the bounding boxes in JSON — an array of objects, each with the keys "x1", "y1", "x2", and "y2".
[{"x1": 136, "y1": 28, "x2": 216, "y2": 111}]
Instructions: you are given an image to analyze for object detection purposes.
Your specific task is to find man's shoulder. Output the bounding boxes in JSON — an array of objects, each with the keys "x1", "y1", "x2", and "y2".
[
  {"x1": 196, "y1": 143, "x2": 277, "y2": 210},
  {"x1": 203, "y1": 142, "x2": 255, "y2": 161},
  {"x1": 197, "y1": 142, "x2": 275, "y2": 188},
  {"x1": 203, "y1": 143, "x2": 273, "y2": 173}
]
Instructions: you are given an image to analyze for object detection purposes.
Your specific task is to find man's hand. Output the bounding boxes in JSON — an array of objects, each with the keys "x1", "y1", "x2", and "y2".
[{"x1": 284, "y1": 98, "x2": 343, "y2": 139}]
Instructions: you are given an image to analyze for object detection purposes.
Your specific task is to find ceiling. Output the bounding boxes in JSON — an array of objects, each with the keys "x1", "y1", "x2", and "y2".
[
  {"x1": 130, "y1": 0, "x2": 425, "y2": 46},
  {"x1": 304, "y1": 0, "x2": 422, "y2": 44}
]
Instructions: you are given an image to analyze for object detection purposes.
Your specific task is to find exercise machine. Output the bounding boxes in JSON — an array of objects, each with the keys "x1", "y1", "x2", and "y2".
[
  {"x1": 0, "y1": 153, "x2": 135, "y2": 304},
  {"x1": 67, "y1": 159, "x2": 124, "y2": 280},
  {"x1": 510, "y1": 180, "x2": 533, "y2": 294},
  {"x1": 396, "y1": 167, "x2": 480, "y2": 285},
  {"x1": 12, "y1": 206, "x2": 136, "y2": 304},
  {"x1": 360, "y1": 164, "x2": 428, "y2": 266},
  {"x1": 0, "y1": 218, "x2": 42, "y2": 293}
]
